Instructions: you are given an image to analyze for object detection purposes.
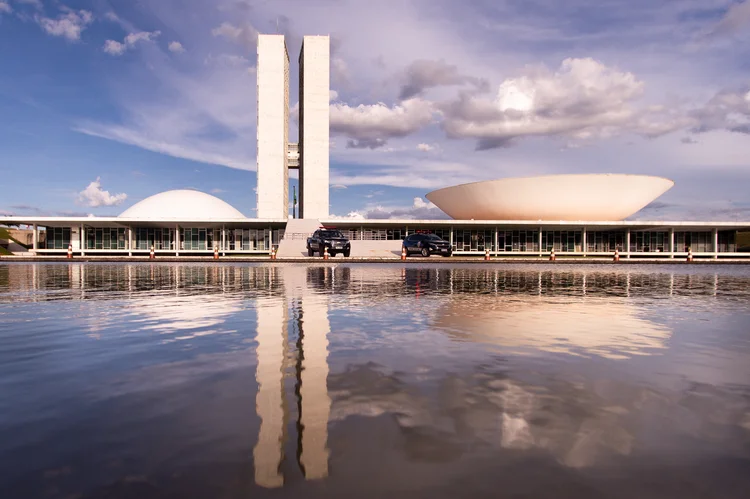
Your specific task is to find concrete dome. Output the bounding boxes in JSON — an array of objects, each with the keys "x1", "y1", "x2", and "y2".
[
  {"x1": 425, "y1": 174, "x2": 674, "y2": 221},
  {"x1": 119, "y1": 190, "x2": 245, "y2": 219}
]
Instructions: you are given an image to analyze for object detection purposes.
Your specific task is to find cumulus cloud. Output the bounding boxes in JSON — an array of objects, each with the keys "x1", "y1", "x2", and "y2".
[
  {"x1": 168, "y1": 41, "x2": 185, "y2": 53},
  {"x1": 36, "y1": 9, "x2": 93, "y2": 41},
  {"x1": 705, "y1": 0, "x2": 750, "y2": 38},
  {"x1": 103, "y1": 40, "x2": 126, "y2": 56},
  {"x1": 438, "y1": 57, "x2": 692, "y2": 149},
  {"x1": 212, "y1": 21, "x2": 259, "y2": 51},
  {"x1": 399, "y1": 59, "x2": 487, "y2": 100},
  {"x1": 0, "y1": 2, "x2": 11, "y2": 15},
  {"x1": 359, "y1": 197, "x2": 448, "y2": 220},
  {"x1": 416, "y1": 143, "x2": 433, "y2": 152},
  {"x1": 331, "y1": 184, "x2": 347, "y2": 190},
  {"x1": 690, "y1": 86, "x2": 750, "y2": 135},
  {"x1": 104, "y1": 30, "x2": 161, "y2": 56},
  {"x1": 77, "y1": 178, "x2": 127, "y2": 207},
  {"x1": 681, "y1": 136, "x2": 699, "y2": 144},
  {"x1": 330, "y1": 98, "x2": 435, "y2": 149}
]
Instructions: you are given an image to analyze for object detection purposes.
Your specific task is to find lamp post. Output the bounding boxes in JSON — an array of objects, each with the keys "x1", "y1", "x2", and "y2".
[{"x1": 293, "y1": 186, "x2": 297, "y2": 219}]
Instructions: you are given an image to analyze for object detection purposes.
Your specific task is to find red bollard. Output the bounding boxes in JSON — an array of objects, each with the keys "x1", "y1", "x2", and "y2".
[
  {"x1": 484, "y1": 248, "x2": 490, "y2": 261},
  {"x1": 67, "y1": 244, "x2": 73, "y2": 259}
]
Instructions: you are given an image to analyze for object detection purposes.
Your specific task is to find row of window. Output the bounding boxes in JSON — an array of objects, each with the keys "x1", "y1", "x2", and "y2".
[{"x1": 36, "y1": 227, "x2": 740, "y2": 253}]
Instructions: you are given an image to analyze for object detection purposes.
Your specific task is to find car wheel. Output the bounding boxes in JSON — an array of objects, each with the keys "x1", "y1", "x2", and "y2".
[
  {"x1": 421, "y1": 247, "x2": 430, "y2": 257},
  {"x1": 443, "y1": 250, "x2": 452, "y2": 257},
  {"x1": 307, "y1": 246, "x2": 313, "y2": 257},
  {"x1": 344, "y1": 250, "x2": 350, "y2": 258}
]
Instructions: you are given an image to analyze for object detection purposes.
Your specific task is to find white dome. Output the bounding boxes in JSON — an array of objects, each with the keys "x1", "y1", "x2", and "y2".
[
  {"x1": 425, "y1": 174, "x2": 674, "y2": 221},
  {"x1": 119, "y1": 190, "x2": 245, "y2": 219}
]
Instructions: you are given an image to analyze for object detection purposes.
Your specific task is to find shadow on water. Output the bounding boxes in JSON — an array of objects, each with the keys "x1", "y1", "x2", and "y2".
[{"x1": 0, "y1": 263, "x2": 750, "y2": 498}]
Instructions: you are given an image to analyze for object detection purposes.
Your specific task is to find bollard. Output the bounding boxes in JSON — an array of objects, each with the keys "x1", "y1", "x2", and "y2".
[
  {"x1": 214, "y1": 245, "x2": 219, "y2": 260},
  {"x1": 401, "y1": 246, "x2": 406, "y2": 261},
  {"x1": 484, "y1": 248, "x2": 490, "y2": 261},
  {"x1": 687, "y1": 248, "x2": 693, "y2": 262},
  {"x1": 549, "y1": 248, "x2": 556, "y2": 262},
  {"x1": 150, "y1": 245, "x2": 155, "y2": 260},
  {"x1": 270, "y1": 247, "x2": 276, "y2": 260},
  {"x1": 613, "y1": 249, "x2": 620, "y2": 262},
  {"x1": 323, "y1": 246, "x2": 329, "y2": 260},
  {"x1": 67, "y1": 244, "x2": 73, "y2": 259}
]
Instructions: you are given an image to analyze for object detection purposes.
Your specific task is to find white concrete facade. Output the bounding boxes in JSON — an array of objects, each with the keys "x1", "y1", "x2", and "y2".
[
  {"x1": 298, "y1": 36, "x2": 330, "y2": 219},
  {"x1": 257, "y1": 35, "x2": 290, "y2": 220}
]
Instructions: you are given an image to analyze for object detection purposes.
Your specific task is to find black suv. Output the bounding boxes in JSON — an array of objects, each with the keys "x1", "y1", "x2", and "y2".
[
  {"x1": 307, "y1": 229, "x2": 351, "y2": 257},
  {"x1": 403, "y1": 233, "x2": 452, "y2": 257}
]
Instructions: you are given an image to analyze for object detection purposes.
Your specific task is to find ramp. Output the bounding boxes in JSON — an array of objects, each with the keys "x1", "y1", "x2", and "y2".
[{"x1": 276, "y1": 219, "x2": 322, "y2": 258}]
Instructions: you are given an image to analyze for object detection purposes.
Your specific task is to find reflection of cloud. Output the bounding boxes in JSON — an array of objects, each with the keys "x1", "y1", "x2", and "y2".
[
  {"x1": 128, "y1": 295, "x2": 243, "y2": 341},
  {"x1": 434, "y1": 297, "x2": 671, "y2": 359}
]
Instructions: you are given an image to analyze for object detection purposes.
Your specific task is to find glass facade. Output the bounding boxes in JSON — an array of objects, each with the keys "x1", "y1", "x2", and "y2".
[
  {"x1": 542, "y1": 230, "x2": 581, "y2": 252},
  {"x1": 497, "y1": 230, "x2": 539, "y2": 252},
  {"x1": 31, "y1": 225, "x2": 744, "y2": 255},
  {"x1": 629, "y1": 231, "x2": 669, "y2": 253},
  {"x1": 135, "y1": 228, "x2": 173, "y2": 250},
  {"x1": 46, "y1": 228, "x2": 71, "y2": 249},
  {"x1": 586, "y1": 231, "x2": 625, "y2": 252}
]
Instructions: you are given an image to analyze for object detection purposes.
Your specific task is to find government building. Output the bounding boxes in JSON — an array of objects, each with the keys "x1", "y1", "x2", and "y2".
[{"x1": 1, "y1": 34, "x2": 749, "y2": 259}]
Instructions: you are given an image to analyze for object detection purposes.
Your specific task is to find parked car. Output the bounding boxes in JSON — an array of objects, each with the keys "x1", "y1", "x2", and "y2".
[
  {"x1": 307, "y1": 229, "x2": 351, "y2": 257},
  {"x1": 402, "y1": 233, "x2": 452, "y2": 257}
]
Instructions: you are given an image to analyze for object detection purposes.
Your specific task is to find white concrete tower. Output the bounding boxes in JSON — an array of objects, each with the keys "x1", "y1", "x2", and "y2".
[
  {"x1": 256, "y1": 35, "x2": 290, "y2": 220},
  {"x1": 298, "y1": 36, "x2": 330, "y2": 219}
]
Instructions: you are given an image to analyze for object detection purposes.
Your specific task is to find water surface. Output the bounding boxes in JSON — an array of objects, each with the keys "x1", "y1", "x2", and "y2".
[{"x1": 1, "y1": 263, "x2": 750, "y2": 498}]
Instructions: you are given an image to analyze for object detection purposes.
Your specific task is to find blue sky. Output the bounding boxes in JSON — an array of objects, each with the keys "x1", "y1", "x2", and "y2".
[{"x1": 1, "y1": 0, "x2": 749, "y2": 220}]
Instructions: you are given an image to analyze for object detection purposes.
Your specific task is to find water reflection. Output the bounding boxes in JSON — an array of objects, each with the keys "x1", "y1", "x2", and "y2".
[{"x1": 1, "y1": 263, "x2": 750, "y2": 498}]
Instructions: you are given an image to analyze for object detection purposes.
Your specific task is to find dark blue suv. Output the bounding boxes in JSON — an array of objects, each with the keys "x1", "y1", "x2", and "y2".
[{"x1": 402, "y1": 233, "x2": 452, "y2": 257}]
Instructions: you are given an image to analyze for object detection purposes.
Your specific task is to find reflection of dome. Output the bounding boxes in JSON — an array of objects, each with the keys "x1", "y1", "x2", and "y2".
[
  {"x1": 119, "y1": 189, "x2": 245, "y2": 219},
  {"x1": 434, "y1": 297, "x2": 671, "y2": 359},
  {"x1": 425, "y1": 174, "x2": 674, "y2": 221}
]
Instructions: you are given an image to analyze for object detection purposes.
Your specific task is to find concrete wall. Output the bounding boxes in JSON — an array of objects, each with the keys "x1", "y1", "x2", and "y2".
[
  {"x1": 257, "y1": 35, "x2": 290, "y2": 220},
  {"x1": 299, "y1": 36, "x2": 330, "y2": 219}
]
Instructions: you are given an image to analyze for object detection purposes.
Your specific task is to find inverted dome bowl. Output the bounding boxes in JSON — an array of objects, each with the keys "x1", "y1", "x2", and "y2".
[{"x1": 425, "y1": 174, "x2": 673, "y2": 221}]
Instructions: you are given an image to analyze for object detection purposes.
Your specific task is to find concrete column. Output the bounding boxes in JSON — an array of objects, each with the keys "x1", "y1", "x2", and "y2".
[
  {"x1": 32, "y1": 224, "x2": 38, "y2": 252},
  {"x1": 626, "y1": 229, "x2": 631, "y2": 259},
  {"x1": 449, "y1": 226, "x2": 453, "y2": 250},
  {"x1": 538, "y1": 227, "x2": 543, "y2": 257},
  {"x1": 713, "y1": 228, "x2": 718, "y2": 259},
  {"x1": 669, "y1": 228, "x2": 675, "y2": 259},
  {"x1": 494, "y1": 227, "x2": 498, "y2": 256},
  {"x1": 582, "y1": 227, "x2": 587, "y2": 257},
  {"x1": 80, "y1": 224, "x2": 85, "y2": 256},
  {"x1": 175, "y1": 225, "x2": 180, "y2": 256},
  {"x1": 222, "y1": 226, "x2": 226, "y2": 256},
  {"x1": 128, "y1": 227, "x2": 133, "y2": 257}
]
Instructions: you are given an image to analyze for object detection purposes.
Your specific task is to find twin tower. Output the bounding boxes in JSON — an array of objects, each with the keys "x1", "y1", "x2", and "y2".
[{"x1": 256, "y1": 34, "x2": 330, "y2": 220}]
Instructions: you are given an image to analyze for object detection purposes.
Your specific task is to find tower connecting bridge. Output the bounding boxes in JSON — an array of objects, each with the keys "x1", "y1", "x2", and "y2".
[{"x1": 256, "y1": 34, "x2": 330, "y2": 220}]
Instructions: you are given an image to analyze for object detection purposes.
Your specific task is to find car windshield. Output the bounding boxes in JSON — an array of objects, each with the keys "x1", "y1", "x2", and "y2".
[
  {"x1": 426, "y1": 234, "x2": 443, "y2": 240},
  {"x1": 320, "y1": 230, "x2": 344, "y2": 238}
]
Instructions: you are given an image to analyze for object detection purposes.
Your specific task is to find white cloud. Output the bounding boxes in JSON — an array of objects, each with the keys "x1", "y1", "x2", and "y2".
[
  {"x1": 77, "y1": 178, "x2": 128, "y2": 207},
  {"x1": 16, "y1": 0, "x2": 41, "y2": 9},
  {"x1": 103, "y1": 30, "x2": 161, "y2": 56},
  {"x1": 331, "y1": 184, "x2": 348, "y2": 190},
  {"x1": 0, "y1": 2, "x2": 11, "y2": 15},
  {"x1": 103, "y1": 40, "x2": 127, "y2": 56},
  {"x1": 416, "y1": 143, "x2": 433, "y2": 152},
  {"x1": 691, "y1": 86, "x2": 750, "y2": 135},
  {"x1": 168, "y1": 41, "x2": 185, "y2": 53},
  {"x1": 438, "y1": 57, "x2": 691, "y2": 149},
  {"x1": 212, "y1": 21, "x2": 258, "y2": 50},
  {"x1": 354, "y1": 197, "x2": 448, "y2": 220},
  {"x1": 329, "y1": 90, "x2": 339, "y2": 102},
  {"x1": 36, "y1": 9, "x2": 93, "y2": 41},
  {"x1": 330, "y1": 98, "x2": 435, "y2": 149},
  {"x1": 205, "y1": 53, "x2": 251, "y2": 68}
]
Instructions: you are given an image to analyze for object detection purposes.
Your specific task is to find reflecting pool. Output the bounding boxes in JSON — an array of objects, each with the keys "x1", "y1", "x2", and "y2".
[{"x1": 1, "y1": 263, "x2": 750, "y2": 498}]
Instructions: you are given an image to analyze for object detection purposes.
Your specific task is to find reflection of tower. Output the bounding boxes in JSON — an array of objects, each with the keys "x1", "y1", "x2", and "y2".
[
  {"x1": 253, "y1": 297, "x2": 288, "y2": 488},
  {"x1": 296, "y1": 292, "x2": 331, "y2": 479},
  {"x1": 253, "y1": 267, "x2": 331, "y2": 488}
]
